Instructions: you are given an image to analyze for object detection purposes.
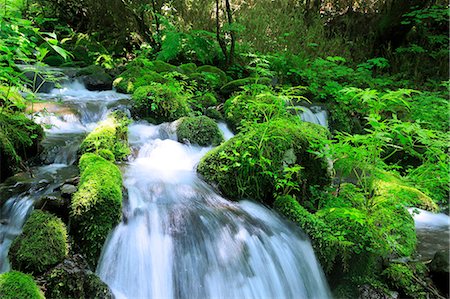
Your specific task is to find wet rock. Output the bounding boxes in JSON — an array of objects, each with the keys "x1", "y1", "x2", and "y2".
[
  {"x1": 65, "y1": 176, "x2": 80, "y2": 185},
  {"x1": 40, "y1": 254, "x2": 113, "y2": 299},
  {"x1": 36, "y1": 194, "x2": 69, "y2": 222},
  {"x1": 358, "y1": 284, "x2": 398, "y2": 299},
  {"x1": 76, "y1": 66, "x2": 113, "y2": 91},
  {"x1": 429, "y1": 250, "x2": 449, "y2": 296},
  {"x1": 61, "y1": 184, "x2": 77, "y2": 198}
]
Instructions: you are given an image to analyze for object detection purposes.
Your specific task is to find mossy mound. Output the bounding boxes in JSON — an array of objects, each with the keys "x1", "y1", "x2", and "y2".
[
  {"x1": 79, "y1": 111, "x2": 130, "y2": 161},
  {"x1": 177, "y1": 116, "x2": 223, "y2": 146},
  {"x1": 131, "y1": 83, "x2": 191, "y2": 124},
  {"x1": 0, "y1": 111, "x2": 44, "y2": 182},
  {"x1": 382, "y1": 263, "x2": 428, "y2": 298},
  {"x1": 190, "y1": 92, "x2": 218, "y2": 112},
  {"x1": 224, "y1": 90, "x2": 287, "y2": 131},
  {"x1": 71, "y1": 153, "x2": 123, "y2": 267},
  {"x1": 9, "y1": 210, "x2": 68, "y2": 274},
  {"x1": 198, "y1": 118, "x2": 330, "y2": 202},
  {"x1": 43, "y1": 254, "x2": 112, "y2": 299},
  {"x1": 179, "y1": 62, "x2": 197, "y2": 74},
  {"x1": 220, "y1": 77, "x2": 272, "y2": 95},
  {"x1": 372, "y1": 171, "x2": 438, "y2": 212},
  {"x1": 273, "y1": 195, "x2": 339, "y2": 271},
  {"x1": 113, "y1": 70, "x2": 167, "y2": 94},
  {"x1": 0, "y1": 271, "x2": 44, "y2": 299}
]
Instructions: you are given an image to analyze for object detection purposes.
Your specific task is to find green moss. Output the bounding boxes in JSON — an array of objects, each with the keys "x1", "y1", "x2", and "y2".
[
  {"x1": 382, "y1": 263, "x2": 428, "y2": 298},
  {"x1": 198, "y1": 117, "x2": 330, "y2": 202},
  {"x1": 220, "y1": 77, "x2": 272, "y2": 95},
  {"x1": 224, "y1": 90, "x2": 287, "y2": 131},
  {"x1": 79, "y1": 111, "x2": 130, "y2": 161},
  {"x1": 9, "y1": 210, "x2": 68, "y2": 274},
  {"x1": 177, "y1": 116, "x2": 224, "y2": 146},
  {"x1": 0, "y1": 271, "x2": 44, "y2": 299},
  {"x1": 76, "y1": 65, "x2": 108, "y2": 77},
  {"x1": 0, "y1": 111, "x2": 44, "y2": 181},
  {"x1": 274, "y1": 195, "x2": 341, "y2": 272},
  {"x1": 44, "y1": 261, "x2": 112, "y2": 299},
  {"x1": 131, "y1": 83, "x2": 191, "y2": 124},
  {"x1": 205, "y1": 107, "x2": 223, "y2": 120},
  {"x1": 148, "y1": 60, "x2": 178, "y2": 73},
  {"x1": 71, "y1": 153, "x2": 123, "y2": 267},
  {"x1": 372, "y1": 170, "x2": 438, "y2": 212},
  {"x1": 197, "y1": 65, "x2": 228, "y2": 84},
  {"x1": 179, "y1": 63, "x2": 198, "y2": 74}
]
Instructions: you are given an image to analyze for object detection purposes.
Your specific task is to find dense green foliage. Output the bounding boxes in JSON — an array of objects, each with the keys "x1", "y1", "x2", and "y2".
[
  {"x1": 198, "y1": 117, "x2": 330, "y2": 203},
  {"x1": 177, "y1": 116, "x2": 223, "y2": 146},
  {"x1": 71, "y1": 153, "x2": 123, "y2": 267},
  {"x1": 132, "y1": 83, "x2": 191, "y2": 124},
  {"x1": 0, "y1": 271, "x2": 44, "y2": 299},
  {"x1": 9, "y1": 210, "x2": 68, "y2": 274},
  {"x1": 79, "y1": 111, "x2": 131, "y2": 160}
]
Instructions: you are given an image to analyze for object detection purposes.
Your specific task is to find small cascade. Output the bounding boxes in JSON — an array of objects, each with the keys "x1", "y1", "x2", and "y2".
[
  {"x1": 218, "y1": 121, "x2": 235, "y2": 141},
  {"x1": 297, "y1": 106, "x2": 328, "y2": 128},
  {"x1": 97, "y1": 122, "x2": 331, "y2": 299},
  {"x1": 0, "y1": 76, "x2": 130, "y2": 273},
  {"x1": 408, "y1": 208, "x2": 450, "y2": 260}
]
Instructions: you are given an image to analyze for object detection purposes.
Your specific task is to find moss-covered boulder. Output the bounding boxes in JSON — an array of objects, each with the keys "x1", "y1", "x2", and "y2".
[
  {"x1": 0, "y1": 271, "x2": 44, "y2": 299},
  {"x1": 43, "y1": 254, "x2": 113, "y2": 299},
  {"x1": 79, "y1": 111, "x2": 131, "y2": 161},
  {"x1": 177, "y1": 116, "x2": 223, "y2": 146},
  {"x1": 189, "y1": 92, "x2": 218, "y2": 112},
  {"x1": 372, "y1": 171, "x2": 438, "y2": 212},
  {"x1": 274, "y1": 195, "x2": 339, "y2": 272},
  {"x1": 0, "y1": 111, "x2": 44, "y2": 182},
  {"x1": 131, "y1": 83, "x2": 191, "y2": 124},
  {"x1": 198, "y1": 118, "x2": 330, "y2": 202},
  {"x1": 9, "y1": 210, "x2": 68, "y2": 274},
  {"x1": 70, "y1": 153, "x2": 123, "y2": 267},
  {"x1": 76, "y1": 65, "x2": 113, "y2": 91},
  {"x1": 179, "y1": 62, "x2": 197, "y2": 74},
  {"x1": 220, "y1": 77, "x2": 272, "y2": 95},
  {"x1": 113, "y1": 70, "x2": 167, "y2": 94},
  {"x1": 224, "y1": 90, "x2": 287, "y2": 131}
]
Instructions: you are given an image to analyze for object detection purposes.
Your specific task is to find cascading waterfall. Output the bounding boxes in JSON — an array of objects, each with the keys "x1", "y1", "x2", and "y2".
[
  {"x1": 297, "y1": 106, "x2": 328, "y2": 128},
  {"x1": 0, "y1": 79, "x2": 129, "y2": 273},
  {"x1": 97, "y1": 122, "x2": 331, "y2": 299}
]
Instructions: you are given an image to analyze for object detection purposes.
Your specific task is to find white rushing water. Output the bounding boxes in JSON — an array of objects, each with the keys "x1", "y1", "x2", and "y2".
[
  {"x1": 97, "y1": 122, "x2": 331, "y2": 299},
  {"x1": 297, "y1": 106, "x2": 328, "y2": 128},
  {"x1": 0, "y1": 79, "x2": 129, "y2": 272}
]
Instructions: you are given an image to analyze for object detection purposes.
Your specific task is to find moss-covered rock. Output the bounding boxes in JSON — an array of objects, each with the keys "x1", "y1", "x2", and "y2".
[
  {"x1": 131, "y1": 83, "x2": 191, "y2": 124},
  {"x1": 76, "y1": 65, "x2": 113, "y2": 91},
  {"x1": 148, "y1": 60, "x2": 178, "y2": 73},
  {"x1": 274, "y1": 195, "x2": 340, "y2": 272},
  {"x1": 179, "y1": 62, "x2": 197, "y2": 74},
  {"x1": 177, "y1": 116, "x2": 223, "y2": 146},
  {"x1": 197, "y1": 65, "x2": 228, "y2": 84},
  {"x1": 113, "y1": 70, "x2": 167, "y2": 94},
  {"x1": 71, "y1": 153, "x2": 123, "y2": 267},
  {"x1": 382, "y1": 263, "x2": 428, "y2": 298},
  {"x1": 0, "y1": 111, "x2": 44, "y2": 182},
  {"x1": 43, "y1": 254, "x2": 113, "y2": 299},
  {"x1": 79, "y1": 111, "x2": 130, "y2": 161},
  {"x1": 9, "y1": 210, "x2": 68, "y2": 274},
  {"x1": 189, "y1": 92, "x2": 218, "y2": 112},
  {"x1": 224, "y1": 90, "x2": 287, "y2": 131},
  {"x1": 198, "y1": 117, "x2": 330, "y2": 202},
  {"x1": 220, "y1": 77, "x2": 272, "y2": 95},
  {"x1": 372, "y1": 171, "x2": 438, "y2": 212},
  {"x1": 0, "y1": 271, "x2": 44, "y2": 299}
]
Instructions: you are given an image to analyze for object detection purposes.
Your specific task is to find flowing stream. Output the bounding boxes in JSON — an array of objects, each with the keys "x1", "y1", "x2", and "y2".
[{"x1": 96, "y1": 121, "x2": 331, "y2": 299}]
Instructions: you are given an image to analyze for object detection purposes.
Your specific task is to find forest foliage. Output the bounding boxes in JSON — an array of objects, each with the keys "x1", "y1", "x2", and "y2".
[{"x1": 0, "y1": 0, "x2": 448, "y2": 298}]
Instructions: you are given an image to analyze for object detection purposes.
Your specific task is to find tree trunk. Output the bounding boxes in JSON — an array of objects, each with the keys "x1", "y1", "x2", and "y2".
[
  {"x1": 216, "y1": 0, "x2": 228, "y2": 63},
  {"x1": 224, "y1": 0, "x2": 235, "y2": 66}
]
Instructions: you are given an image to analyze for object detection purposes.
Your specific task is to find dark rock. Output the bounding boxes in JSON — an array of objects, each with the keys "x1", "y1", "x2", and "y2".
[
  {"x1": 65, "y1": 176, "x2": 80, "y2": 185},
  {"x1": 61, "y1": 184, "x2": 77, "y2": 198},
  {"x1": 76, "y1": 66, "x2": 113, "y2": 91},
  {"x1": 40, "y1": 254, "x2": 113, "y2": 299},
  {"x1": 429, "y1": 250, "x2": 449, "y2": 296},
  {"x1": 36, "y1": 194, "x2": 70, "y2": 222}
]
